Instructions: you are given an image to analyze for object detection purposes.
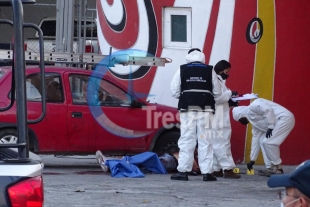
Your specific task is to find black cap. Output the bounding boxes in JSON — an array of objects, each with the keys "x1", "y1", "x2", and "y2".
[{"x1": 214, "y1": 60, "x2": 231, "y2": 74}]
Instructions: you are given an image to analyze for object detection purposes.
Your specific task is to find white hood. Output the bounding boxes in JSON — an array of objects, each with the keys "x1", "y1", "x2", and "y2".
[
  {"x1": 232, "y1": 106, "x2": 249, "y2": 121},
  {"x1": 185, "y1": 50, "x2": 205, "y2": 63}
]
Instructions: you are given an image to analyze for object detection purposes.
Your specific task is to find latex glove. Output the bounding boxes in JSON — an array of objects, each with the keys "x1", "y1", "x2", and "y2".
[
  {"x1": 247, "y1": 161, "x2": 255, "y2": 171},
  {"x1": 266, "y1": 128, "x2": 273, "y2": 138},
  {"x1": 228, "y1": 99, "x2": 239, "y2": 107},
  {"x1": 231, "y1": 91, "x2": 238, "y2": 97}
]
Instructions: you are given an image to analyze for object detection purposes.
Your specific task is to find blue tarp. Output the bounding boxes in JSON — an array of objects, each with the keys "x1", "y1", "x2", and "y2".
[{"x1": 105, "y1": 152, "x2": 167, "y2": 178}]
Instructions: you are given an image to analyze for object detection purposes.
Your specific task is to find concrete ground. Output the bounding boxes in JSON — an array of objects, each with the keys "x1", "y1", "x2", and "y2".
[{"x1": 41, "y1": 154, "x2": 297, "y2": 207}]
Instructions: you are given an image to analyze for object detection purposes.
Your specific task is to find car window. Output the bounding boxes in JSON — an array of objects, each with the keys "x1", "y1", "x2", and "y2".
[
  {"x1": 98, "y1": 79, "x2": 130, "y2": 105},
  {"x1": 9, "y1": 73, "x2": 63, "y2": 102},
  {"x1": 40, "y1": 20, "x2": 56, "y2": 37},
  {"x1": 26, "y1": 81, "x2": 41, "y2": 100},
  {"x1": 45, "y1": 74, "x2": 63, "y2": 103},
  {"x1": 39, "y1": 19, "x2": 97, "y2": 38},
  {"x1": 69, "y1": 74, "x2": 130, "y2": 106}
]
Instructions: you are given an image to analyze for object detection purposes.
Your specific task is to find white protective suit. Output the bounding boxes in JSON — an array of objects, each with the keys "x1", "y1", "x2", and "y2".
[
  {"x1": 232, "y1": 98, "x2": 295, "y2": 168},
  {"x1": 170, "y1": 50, "x2": 222, "y2": 174},
  {"x1": 212, "y1": 76, "x2": 236, "y2": 171}
]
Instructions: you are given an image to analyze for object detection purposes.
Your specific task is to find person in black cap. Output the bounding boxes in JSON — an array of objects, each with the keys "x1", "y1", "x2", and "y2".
[
  {"x1": 170, "y1": 48, "x2": 222, "y2": 181},
  {"x1": 211, "y1": 60, "x2": 240, "y2": 179},
  {"x1": 267, "y1": 159, "x2": 310, "y2": 206}
]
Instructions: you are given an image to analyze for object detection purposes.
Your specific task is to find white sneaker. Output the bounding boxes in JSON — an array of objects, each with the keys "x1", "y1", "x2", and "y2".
[
  {"x1": 95, "y1": 150, "x2": 103, "y2": 164},
  {"x1": 95, "y1": 150, "x2": 108, "y2": 172},
  {"x1": 258, "y1": 168, "x2": 275, "y2": 177}
]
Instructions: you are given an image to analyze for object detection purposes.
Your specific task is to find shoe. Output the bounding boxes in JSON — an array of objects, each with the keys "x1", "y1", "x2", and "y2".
[
  {"x1": 212, "y1": 170, "x2": 223, "y2": 177},
  {"x1": 95, "y1": 150, "x2": 103, "y2": 164},
  {"x1": 258, "y1": 168, "x2": 275, "y2": 177},
  {"x1": 223, "y1": 169, "x2": 241, "y2": 179},
  {"x1": 95, "y1": 150, "x2": 108, "y2": 172},
  {"x1": 100, "y1": 163, "x2": 109, "y2": 172},
  {"x1": 171, "y1": 172, "x2": 188, "y2": 181},
  {"x1": 188, "y1": 171, "x2": 199, "y2": 176},
  {"x1": 203, "y1": 173, "x2": 217, "y2": 181},
  {"x1": 275, "y1": 169, "x2": 284, "y2": 174}
]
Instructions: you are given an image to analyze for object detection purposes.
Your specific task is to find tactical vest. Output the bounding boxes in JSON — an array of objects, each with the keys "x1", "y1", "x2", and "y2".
[{"x1": 178, "y1": 62, "x2": 215, "y2": 112}]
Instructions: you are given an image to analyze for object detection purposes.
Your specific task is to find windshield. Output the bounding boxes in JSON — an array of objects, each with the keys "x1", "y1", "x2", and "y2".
[{"x1": 0, "y1": 69, "x2": 6, "y2": 80}]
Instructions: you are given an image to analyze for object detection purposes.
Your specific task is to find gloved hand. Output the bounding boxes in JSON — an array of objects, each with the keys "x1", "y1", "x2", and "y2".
[
  {"x1": 231, "y1": 91, "x2": 238, "y2": 97},
  {"x1": 247, "y1": 161, "x2": 255, "y2": 171},
  {"x1": 228, "y1": 99, "x2": 239, "y2": 107},
  {"x1": 266, "y1": 128, "x2": 273, "y2": 138}
]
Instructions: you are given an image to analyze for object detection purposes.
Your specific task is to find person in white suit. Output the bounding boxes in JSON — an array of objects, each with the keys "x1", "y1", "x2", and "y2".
[
  {"x1": 211, "y1": 60, "x2": 240, "y2": 179},
  {"x1": 170, "y1": 48, "x2": 222, "y2": 181},
  {"x1": 232, "y1": 98, "x2": 295, "y2": 176}
]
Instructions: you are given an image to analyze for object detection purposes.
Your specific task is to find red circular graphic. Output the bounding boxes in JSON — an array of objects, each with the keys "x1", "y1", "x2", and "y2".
[{"x1": 97, "y1": 0, "x2": 139, "y2": 49}]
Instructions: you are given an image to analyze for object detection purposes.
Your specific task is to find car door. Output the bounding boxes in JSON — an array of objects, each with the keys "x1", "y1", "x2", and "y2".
[
  {"x1": 0, "y1": 72, "x2": 69, "y2": 153},
  {"x1": 93, "y1": 77, "x2": 157, "y2": 152},
  {"x1": 66, "y1": 73, "x2": 151, "y2": 152},
  {"x1": 25, "y1": 72, "x2": 69, "y2": 152},
  {"x1": 65, "y1": 73, "x2": 94, "y2": 152}
]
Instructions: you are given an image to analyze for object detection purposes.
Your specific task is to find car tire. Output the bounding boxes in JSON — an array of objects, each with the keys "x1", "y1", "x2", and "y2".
[
  {"x1": 0, "y1": 129, "x2": 34, "y2": 151},
  {"x1": 0, "y1": 129, "x2": 18, "y2": 144},
  {"x1": 153, "y1": 131, "x2": 180, "y2": 155}
]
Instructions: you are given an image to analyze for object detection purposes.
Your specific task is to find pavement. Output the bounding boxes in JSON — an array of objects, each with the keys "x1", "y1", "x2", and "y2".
[{"x1": 41, "y1": 154, "x2": 298, "y2": 207}]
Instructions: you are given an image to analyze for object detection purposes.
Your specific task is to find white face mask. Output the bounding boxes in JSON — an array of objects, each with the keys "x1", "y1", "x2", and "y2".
[{"x1": 280, "y1": 198, "x2": 299, "y2": 207}]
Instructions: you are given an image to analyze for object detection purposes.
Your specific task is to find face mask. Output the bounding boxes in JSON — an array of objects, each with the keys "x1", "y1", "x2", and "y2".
[
  {"x1": 281, "y1": 198, "x2": 299, "y2": 207},
  {"x1": 220, "y1": 73, "x2": 229, "y2": 80},
  {"x1": 239, "y1": 117, "x2": 249, "y2": 125}
]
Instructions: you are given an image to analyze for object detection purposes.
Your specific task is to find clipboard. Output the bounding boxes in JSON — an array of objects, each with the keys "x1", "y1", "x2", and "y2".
[{"x1": 231, "y1": 93, "x2": 258, "y2": 102}]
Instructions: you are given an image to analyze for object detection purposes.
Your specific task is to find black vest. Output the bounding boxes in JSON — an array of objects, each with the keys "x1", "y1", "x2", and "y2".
[{"x1": 178, "y1": 62, "x2": 215, "y2": 112}]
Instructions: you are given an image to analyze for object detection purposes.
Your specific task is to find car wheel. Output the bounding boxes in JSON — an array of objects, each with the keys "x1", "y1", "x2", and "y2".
[
  {"x1": 0, "y1": 129, "x2": 34, "y2": 151},
  {"x1": 154, "y1": 131, "x2": 180, "y2": 155},
  {"x1": 0, "y1": 129, "x2": 18, "y2": 144}
]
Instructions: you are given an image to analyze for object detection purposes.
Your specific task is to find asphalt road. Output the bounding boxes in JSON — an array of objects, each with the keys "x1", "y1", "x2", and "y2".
[{"x1": 41, "y1": 155, "x2": 297, "y2": 207}]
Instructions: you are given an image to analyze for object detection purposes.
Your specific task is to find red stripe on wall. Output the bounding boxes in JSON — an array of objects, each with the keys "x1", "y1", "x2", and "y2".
[
  {"x1": 228, "y1": 0, "x2": 257, "y2": 163},
  {"x1": 273, "y1": 1, "x2": 310, "y2": 164},
  {"x1": 203, "y1": 0, "x2": 220, "y2": 63}
]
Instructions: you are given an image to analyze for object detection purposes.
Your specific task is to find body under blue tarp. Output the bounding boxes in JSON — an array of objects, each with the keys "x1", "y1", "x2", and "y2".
[{"x1": 105, "y1": 152, "x2": 167, "y2": 178}]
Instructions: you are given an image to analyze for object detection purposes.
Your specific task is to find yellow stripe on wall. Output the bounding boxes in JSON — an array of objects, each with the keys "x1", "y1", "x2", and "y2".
[{"x1": 245, "y1": 0, "x2": 276, "y2": 164}]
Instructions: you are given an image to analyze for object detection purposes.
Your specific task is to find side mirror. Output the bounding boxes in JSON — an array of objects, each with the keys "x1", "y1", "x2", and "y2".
[{"x1": 130, "y1": 98, "x2": 143, "y2": 108}]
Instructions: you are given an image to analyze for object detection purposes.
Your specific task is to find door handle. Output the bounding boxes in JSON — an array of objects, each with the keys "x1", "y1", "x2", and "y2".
[{"x1": 72, "y1": 112, "x2": 82, "y2": 118}]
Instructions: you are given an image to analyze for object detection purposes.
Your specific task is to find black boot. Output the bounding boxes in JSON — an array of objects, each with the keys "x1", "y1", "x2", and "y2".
[
  {"x1": 212, "y1": 169, "x2": 223, "y2": 177},
  {"x1": 170, "y1": 172, "x2": 188, "y2": 181},
  {"x1": 203, "y1": 173, "x2": 217, "y2": 181},
  {"x1": 223, "y1": 169, "x2": 241, "y2": 179}
]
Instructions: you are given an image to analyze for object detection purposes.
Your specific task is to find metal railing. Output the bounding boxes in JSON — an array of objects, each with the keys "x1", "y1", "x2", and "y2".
[{"x1": 0, "y1": 0, "x2": 46, "y2": 162}]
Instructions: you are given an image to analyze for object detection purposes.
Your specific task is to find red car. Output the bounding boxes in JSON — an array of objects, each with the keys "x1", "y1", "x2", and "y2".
[{"x1": 0, "y1": 66, "x2": 180, "y2": 155}]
